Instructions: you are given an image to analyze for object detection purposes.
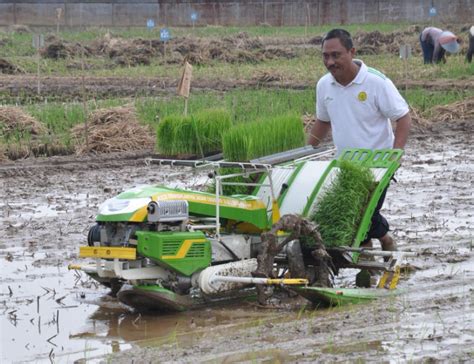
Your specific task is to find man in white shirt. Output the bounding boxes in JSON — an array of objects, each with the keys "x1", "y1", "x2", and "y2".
[{"x1": 308, "y1": 28, "x2": 411, "y2": 253}]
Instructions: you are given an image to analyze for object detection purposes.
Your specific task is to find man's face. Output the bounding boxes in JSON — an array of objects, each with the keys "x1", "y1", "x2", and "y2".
[{"x1": 322, "y1": 38, "x2": 355, "y2": 80}]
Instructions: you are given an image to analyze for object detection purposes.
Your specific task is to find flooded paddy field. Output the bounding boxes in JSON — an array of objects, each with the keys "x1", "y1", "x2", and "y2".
[{"x1": 1, "y1": 122, "x2": 473, "y2": 363}]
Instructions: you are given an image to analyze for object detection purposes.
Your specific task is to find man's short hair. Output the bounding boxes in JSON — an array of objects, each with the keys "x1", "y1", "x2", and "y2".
[{"x1": 322, "y1": 29, "x2": 353, "y2": 50}]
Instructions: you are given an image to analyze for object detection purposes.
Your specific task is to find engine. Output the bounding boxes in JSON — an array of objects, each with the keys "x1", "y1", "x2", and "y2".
[{"x1": 87, "y1": 200, "x2": 190, "y2": 247}]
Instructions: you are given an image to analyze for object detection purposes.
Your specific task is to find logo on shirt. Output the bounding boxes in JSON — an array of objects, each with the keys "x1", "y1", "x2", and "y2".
[{"x1": 358, "y1": 91, "x2": 367, "y2": 102}]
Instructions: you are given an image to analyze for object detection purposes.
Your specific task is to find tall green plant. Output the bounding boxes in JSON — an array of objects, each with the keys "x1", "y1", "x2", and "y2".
[
  {"x1": 222, "y1": 114, "x2": 305, "y2": 161},
  {"x1": 310, "y1": 161, "x2": 376, "y2": 247},
  {"x1": 218, "y1": 114, "x2": 304, "y2": 195},
  {"x1": 156, "y1": 108, "x2": 231, "y2": 156}
]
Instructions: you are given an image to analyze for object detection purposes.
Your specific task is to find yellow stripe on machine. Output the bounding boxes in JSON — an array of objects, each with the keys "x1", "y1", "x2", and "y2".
[
  {"x1": 79, "y1": 246, "x2": 136, "y2": 260},
  {"x1": 154, "y1": 192, "x2": 266, "y2": 210},
  {"x1": 162, "y1": 238, "x2": 207, "y2": 259},
  {"x1": 130, "y1": 206, "x2": 148, "y2": 222},
  {"x1": 129, "y1": 193, "x2": 266, "y2": 222},
  {"x1": 266, "y1": 278, "x2": 309, "y2": 285}
]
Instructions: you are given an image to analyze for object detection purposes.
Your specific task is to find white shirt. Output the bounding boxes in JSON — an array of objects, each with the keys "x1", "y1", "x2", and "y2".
[{"x1": 316, "y1": 60, "x2": 409, "y2": 154}]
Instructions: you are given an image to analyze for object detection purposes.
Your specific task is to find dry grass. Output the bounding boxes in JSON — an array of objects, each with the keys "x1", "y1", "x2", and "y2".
[
  {"x1": 430, "y1": 97, "x2": 474, "y2": 122},
  {"x1": 0, "y1": 106, "x2": 46, "y2": 138},
  {"x1": 0, "y1": 144, "x2": 8, "y2": 163},
  {"x1": 409, "y1": 107, "x2": 431, "y2": 132},
  {"x1": 71, "y1": 105, "x2": 155, "y2": 154},
  {"x1": 252, "y1": 69, "x2": 284, "y2": 83},
  {"x1": 40, "y1": 32, "x2": 298, "y2": 67},
  {"x1": 302, "y1": 113, "x2": 315, "y2": 134},
  {"x1": 0, "y1": 58, "x2": 23, "y2": 74}
]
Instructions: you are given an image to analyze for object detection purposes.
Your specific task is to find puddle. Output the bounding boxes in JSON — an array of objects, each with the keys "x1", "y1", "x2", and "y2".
[{"x1": 1, "y1": 250, "x2": 122, "y2": 363}]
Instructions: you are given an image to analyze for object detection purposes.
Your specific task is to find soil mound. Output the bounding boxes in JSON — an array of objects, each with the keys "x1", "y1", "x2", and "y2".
[
  {"x1": 56, "y1": 32, "x2": 296, "y2": 67},
  {"x1": 0, "y1": 58, "x2": 23, "y2": 74},
  {"x1": 96, "y1": 34, "x2": 155, "y2": 66},
  {"x1": 41, "y1": 37, "x2": 92, "y2": 59},
  {"x1": 0, "y1": 106, "x2": 46, "y2": 138},
  {"x1": 41, "y1": 35, "x2": 94, "y2": 59},
  {"x1": 71, "y1": 106, "x2": 155, "y2": 154}
]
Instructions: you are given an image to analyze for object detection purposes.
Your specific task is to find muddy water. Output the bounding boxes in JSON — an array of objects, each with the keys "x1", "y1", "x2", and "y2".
[
  {"x1": 1, "y1": 123, "x2": 473, "y2": 363},
  {"x1": 0, "y1": 158, "x2": 208, "y2": 363}
]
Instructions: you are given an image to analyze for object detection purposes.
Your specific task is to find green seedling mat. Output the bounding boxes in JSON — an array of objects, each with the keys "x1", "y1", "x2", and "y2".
[{"x1": 303, "y1": 148, "x2": 403, "y2": 263}]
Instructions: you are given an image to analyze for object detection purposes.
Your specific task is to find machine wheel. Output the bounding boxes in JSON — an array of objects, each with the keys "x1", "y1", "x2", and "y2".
[{"x1": 87, "y1": 223, "x2": 101, "y2": 246}]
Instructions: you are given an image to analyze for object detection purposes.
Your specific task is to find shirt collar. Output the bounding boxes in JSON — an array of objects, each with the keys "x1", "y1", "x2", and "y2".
[{"x1": 330, "y1": 59, "x2": 368, "y2": 86}]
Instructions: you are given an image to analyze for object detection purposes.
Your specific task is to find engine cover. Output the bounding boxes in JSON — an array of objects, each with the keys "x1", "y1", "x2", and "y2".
[{"x1": 147, "y1": 200, "x2": 189, "y2": 222}]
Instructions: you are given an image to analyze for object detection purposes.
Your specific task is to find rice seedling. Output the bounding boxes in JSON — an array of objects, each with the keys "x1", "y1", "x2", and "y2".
[
  {"x1": 3, "y1": 84, "x2": 473, "y2": 160},
  {"x1": 156, "y1": 108, "x2": 231, "y2": 156},
  {"x1": 26, "y1": 103, "x2": 85, "y2": 133},
  {"x1": 207, "y1": 167, "x2": 259, "y2": 196},
  {"x1": 217, "y1": 114, "x2": 304, "y2": 195},
  {"x1": 222, "y1": 114, "x2": 305, "y2": 161},
  {"x1": 310, "y1": 161, "x2": 376, "y2": 248}
]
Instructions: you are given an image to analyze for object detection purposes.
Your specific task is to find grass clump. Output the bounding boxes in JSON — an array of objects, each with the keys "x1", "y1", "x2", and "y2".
[
  {"x1": 310, "y1": 160, "x2": 376, "y2": 247},
  {"x1": 156, "y1": 108, "x2": 231, "y2": 156},
  {"x1": 222, "y1": 114, "x2": 305, "y2": 161}
]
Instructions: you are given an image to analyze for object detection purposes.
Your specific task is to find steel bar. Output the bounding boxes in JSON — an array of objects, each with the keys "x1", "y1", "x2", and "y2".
[{"x1": 211, "y1": 276, "x2": 308, "y2": 285}]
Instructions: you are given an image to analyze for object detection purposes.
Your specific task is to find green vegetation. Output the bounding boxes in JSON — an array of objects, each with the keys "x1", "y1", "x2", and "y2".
[
  {"x1": 212, "y1": 114, "x2": 305, "y2": 196},
  {"x1": 212, "y1": 167, "x2": 251, "y2": 196},
  {"x1": 402, "y1": 88, "x2": 474, "y2": 113},
  {"x1": 156, "y1": 108, "x2": 231, "y2": 156},
  {"x1": 222, "y1": 114, "x2": 305, "y2": 161},
  {"x1": 12, "y1": 88, "x2": 315, "y2": 131},
  {"x1": 4, "y1": 47, "x2": 472, "y2": 82},
  {"x1": 0, "y1": 23, "x2": 412, "y2": 46},
  {"x1": 310, "y1": 161, "x2": 376, "y2": 247},
  {"x1": 1, "y1": 86, "x2": 472, "y2": 159},
  {"x1": 2, "y1": 24, "x2": 472, "y2": 82},
  {"x1": 1, "y1": 23, "x2": 473, "y2": 159}
]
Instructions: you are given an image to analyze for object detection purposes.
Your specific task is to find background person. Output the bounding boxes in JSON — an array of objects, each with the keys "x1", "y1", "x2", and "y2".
[
  {"x1": 467, "y1": 26, "x2": 474, "y2": 63},
  {"x1": 419, "y1": 27, "x2": 460, "y2": 64},
  {"x1": 308, "y1": 28, "x2": 411, "y2": 253}
]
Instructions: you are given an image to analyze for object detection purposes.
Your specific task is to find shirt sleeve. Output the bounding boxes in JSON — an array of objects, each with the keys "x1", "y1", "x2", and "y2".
[
  {"x1": 316, "y1": 81, "x2": 330, "y2": 122},
  {"x1": 376, "y1": 79, "x2": 410, "y2": 122}
]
